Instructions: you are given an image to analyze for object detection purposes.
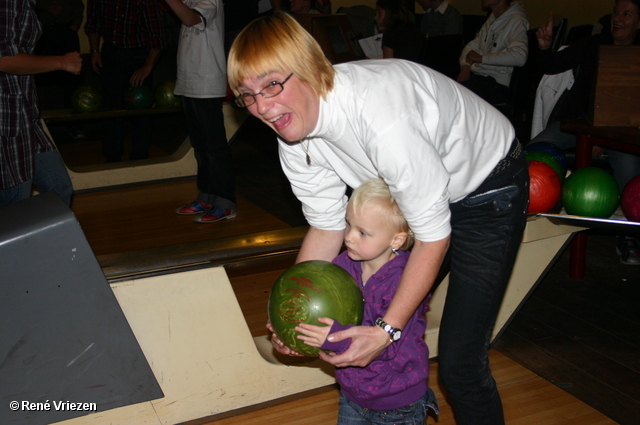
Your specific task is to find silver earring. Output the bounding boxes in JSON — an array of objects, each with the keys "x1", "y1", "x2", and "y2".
[{"x1": 391, "y1": 248, "x2": 399, "y2": 255}]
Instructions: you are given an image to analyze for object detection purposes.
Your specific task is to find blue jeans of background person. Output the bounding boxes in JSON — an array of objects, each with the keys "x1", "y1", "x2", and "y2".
[
  {"x1": 337, "y1": 388, "x2": 438, "y2": 425},
  {"x1": 0, "y1": 149, "x2": 72, "y2": 207},
  {"x1": 182, "y1": 96, "x2": 236, "y2": 209},
  {"x1": 100, "y1": 43, "x2": 153, "y2": 162},
  {"x1": 438, "y1": 140, "x2": 529, "y2": 425}
]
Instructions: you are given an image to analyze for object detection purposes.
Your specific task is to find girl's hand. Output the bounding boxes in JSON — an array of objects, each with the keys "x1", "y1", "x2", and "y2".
[{"x1": 296, "y1": 317, "x2": 334, "y2": 348}]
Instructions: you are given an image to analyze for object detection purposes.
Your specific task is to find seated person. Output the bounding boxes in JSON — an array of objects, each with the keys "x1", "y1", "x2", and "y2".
[
  {"x1": 415, "y1": 0, "x2": 463, "y2": 37},
  {"x1": 375, "y1": 0, "x2": 425, "y2": 62},
  {"x1": 457, "y1": 0, "x2": 529, "y2": 105},
  {"x1": 529, "y1": 0, "x2": 640, "y2": 265}
]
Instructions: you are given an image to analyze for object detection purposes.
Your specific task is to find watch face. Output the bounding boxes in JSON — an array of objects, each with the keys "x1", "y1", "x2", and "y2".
[{"x1": 392, "y1": 331, "x2": 401, "y2": 341}]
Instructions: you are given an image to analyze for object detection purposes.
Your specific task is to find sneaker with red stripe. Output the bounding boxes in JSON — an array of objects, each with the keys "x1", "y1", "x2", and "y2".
[
  {"x1": 194, "y1": 206, "x2": 237, "y2": 223},
  {"x1": 176, "y1": 200, "x2": 212, "y2": 215}
]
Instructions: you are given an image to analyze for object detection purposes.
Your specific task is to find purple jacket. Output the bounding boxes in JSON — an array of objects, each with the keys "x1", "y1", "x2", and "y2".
[{"x1": 320, "y1": 250, "x2": 430, "y2": 410}]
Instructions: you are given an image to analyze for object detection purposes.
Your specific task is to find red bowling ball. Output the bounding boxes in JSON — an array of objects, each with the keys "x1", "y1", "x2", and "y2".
[
  {"x1": 527, "y1": 160, "x2": 562, "y2": 214},
  {"x1": 621, "y1": 175, "x2": 640, "y2": 222}
]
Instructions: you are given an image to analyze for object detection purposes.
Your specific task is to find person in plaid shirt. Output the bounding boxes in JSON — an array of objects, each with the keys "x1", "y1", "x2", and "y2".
[{"x1": 0, "y1": 0, "x2": 81, "y2": 207}]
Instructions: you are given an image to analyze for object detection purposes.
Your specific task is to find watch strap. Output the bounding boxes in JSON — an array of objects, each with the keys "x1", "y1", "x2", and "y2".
[{"x1": 375, "y1": 318, "x2": 402, "y2": 342}]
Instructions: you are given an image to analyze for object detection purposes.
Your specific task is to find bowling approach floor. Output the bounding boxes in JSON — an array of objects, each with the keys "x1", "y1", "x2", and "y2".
[{"x1": 65, "y1": 116, "x2": 639, "y2": 425}]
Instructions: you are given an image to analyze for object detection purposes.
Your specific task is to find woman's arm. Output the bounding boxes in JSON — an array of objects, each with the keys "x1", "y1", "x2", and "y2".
[{"x1": 296, "y1": 226, "x2": 345, "y2": 263}]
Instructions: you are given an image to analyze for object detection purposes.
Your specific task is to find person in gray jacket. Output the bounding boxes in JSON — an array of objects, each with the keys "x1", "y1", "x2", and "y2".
[{"x1": 457, "y1": 0, "x2": 529, "y2": 104}]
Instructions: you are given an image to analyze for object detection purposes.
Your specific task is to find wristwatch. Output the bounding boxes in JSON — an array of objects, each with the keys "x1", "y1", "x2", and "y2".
[{"x1": 375, "y1": 318, "x2": 402, "y2": 342}]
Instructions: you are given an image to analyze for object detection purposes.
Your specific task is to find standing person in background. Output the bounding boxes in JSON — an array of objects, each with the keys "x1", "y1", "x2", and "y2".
[
  {"x1": 457, "y1": 0, "x2": 528, "y2": 105},
  {"x1": 415, "y1": 0, "x2": 462, "y2": 37},
  {"x1": 168, "y1": 0, "x2": 237, "y2": 224},
  {"x1": 34, "y1": 0, "x2": 84, "y2": 107},
  {"x1": 375, "y1": 0, "x2": 425, "y2": 62},
  {"x1": 34, "y1": 0, "x2": 85, "y2": 140},
  {"x1": 0, "y1": 0, "x2": 81, "y2": 207},
  {"x1": 85, "y1": 0, "x2": 166, "y2": 163}
]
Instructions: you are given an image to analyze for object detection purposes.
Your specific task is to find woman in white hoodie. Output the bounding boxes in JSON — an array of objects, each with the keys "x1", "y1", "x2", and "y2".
[{"x1": 457, "y1": 0, "x2": 529, "y2": 104}]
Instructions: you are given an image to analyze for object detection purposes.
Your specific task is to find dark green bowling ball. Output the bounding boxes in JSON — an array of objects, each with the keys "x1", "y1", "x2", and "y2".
[
  {"x1": 71, "y1": 85, "x2": 103, "y2": 113},
  {"x1": 155, "y1": 80, "x2": 182, "y2": 108},
  {"x1": 123, "y1": 85, "x2": 153, "y2": 110}
]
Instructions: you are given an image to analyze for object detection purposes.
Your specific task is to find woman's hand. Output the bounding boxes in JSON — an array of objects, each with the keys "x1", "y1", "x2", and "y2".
[{"x1": 317, "y1": 324, "x2": 391, "y2": 367}]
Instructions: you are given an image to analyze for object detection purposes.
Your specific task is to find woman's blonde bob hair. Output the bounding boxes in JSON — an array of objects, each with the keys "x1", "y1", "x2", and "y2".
[{"x1": 227, "y1": 11, "x2": 335, "y2": 99}]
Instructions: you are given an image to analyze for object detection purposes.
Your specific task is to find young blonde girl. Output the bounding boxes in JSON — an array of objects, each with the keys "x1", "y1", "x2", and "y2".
[{"x1": 297, "y1": 178, "x2": 438, "y2": 425}]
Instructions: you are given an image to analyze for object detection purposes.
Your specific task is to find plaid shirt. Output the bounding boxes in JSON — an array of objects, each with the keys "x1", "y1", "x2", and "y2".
[
  {"x1": 1, "y1": 0, "x2": 55, "y2": 189},
  {"x1": 85, "y1": 0, "x2": 166, "y2": 50}
]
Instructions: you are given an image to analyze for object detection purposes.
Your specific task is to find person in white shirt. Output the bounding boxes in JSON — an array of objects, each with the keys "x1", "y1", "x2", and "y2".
[
  {"x1": 228, "y1": 12, "x2": 529, "y2": 425},
  {"x1": 166, "y1": 0, "x2": 237, "y2": 223}
]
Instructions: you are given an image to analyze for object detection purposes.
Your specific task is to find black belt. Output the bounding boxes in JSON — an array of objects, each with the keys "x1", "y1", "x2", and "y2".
[{"x1": 488, "y1": 138, "x2": 522, "y2": 177}]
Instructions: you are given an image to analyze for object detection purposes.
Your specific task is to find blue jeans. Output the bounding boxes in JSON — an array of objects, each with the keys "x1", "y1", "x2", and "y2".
[
  {"x1": 437, "y1": 140, "x2": 529, "y2": 425},
  {"x1": 337, "y1": 389, "x2": 439, "y2": 425},
  {"x1": 182, "y1": 97, "x2": 236, "y2": 209},
  {"x1": 0, "y1": 149, "x2": 72, "y2": 207}
]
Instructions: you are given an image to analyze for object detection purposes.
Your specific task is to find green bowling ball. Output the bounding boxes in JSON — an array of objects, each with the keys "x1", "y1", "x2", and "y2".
[
  {"x1": 71, "y1": 85, "x2": 103, "y2": 113},
  {"x1": 268, "y1": 260, "x2": 364, "y2": 357},
  {"x1": 123, "y1": 85, "x2": 153, "y2": 110},
  {"x1": 562, "y1": 167, "x2": 619, "y2": 218},
  {"x1": 155, "y1": 80, "x2": 182, "y2": 108}
]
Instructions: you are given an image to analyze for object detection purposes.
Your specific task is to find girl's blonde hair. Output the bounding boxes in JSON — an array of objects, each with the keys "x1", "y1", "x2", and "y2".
[
  {"x1": 227, "y1": 12, "x2": 335, "y2": 99},
  {"x1": 350, "y1": 178, "x2": 414, "y2": 250}
]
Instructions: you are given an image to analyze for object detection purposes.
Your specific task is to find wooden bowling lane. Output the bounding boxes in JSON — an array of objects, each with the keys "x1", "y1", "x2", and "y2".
[{"x1": 70, "y1": 177, "x2": 292, "y2": 258}]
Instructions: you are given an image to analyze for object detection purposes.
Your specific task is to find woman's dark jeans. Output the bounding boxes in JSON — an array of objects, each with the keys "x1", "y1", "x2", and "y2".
[{"x1": 438, "y1": 140, "x2": 529, "y2": 425}]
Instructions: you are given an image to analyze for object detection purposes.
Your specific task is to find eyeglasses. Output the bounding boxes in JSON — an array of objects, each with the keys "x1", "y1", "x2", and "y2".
[{"x1": 235, "y1": 73, "x2": 294, "y2": 108}]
